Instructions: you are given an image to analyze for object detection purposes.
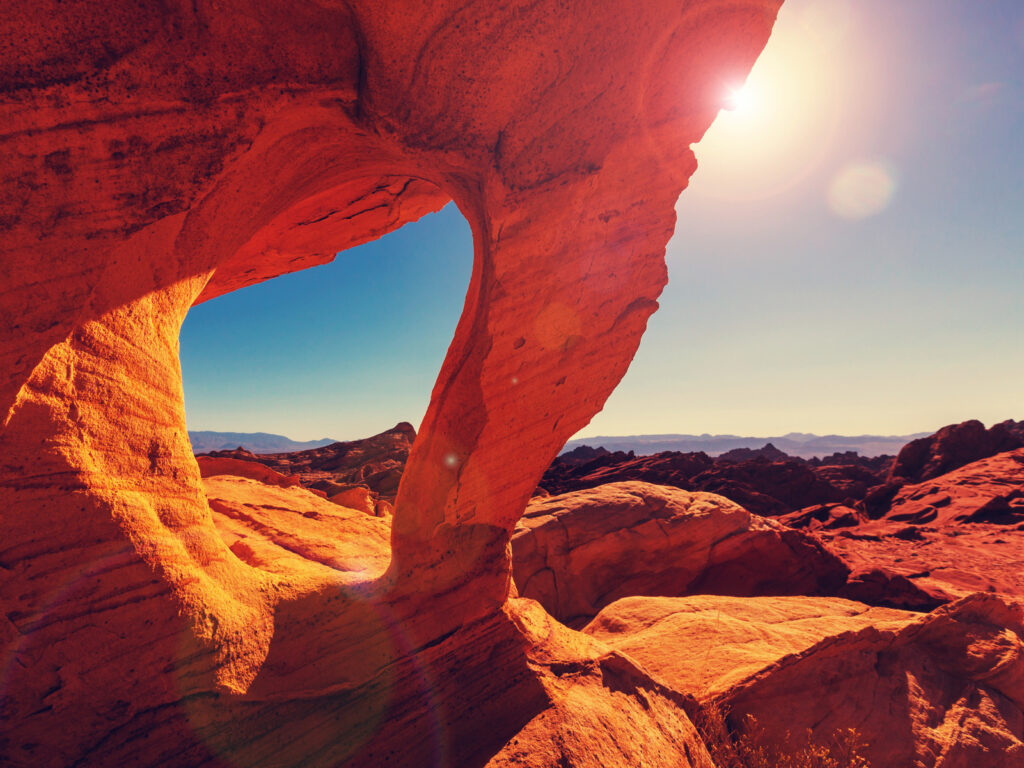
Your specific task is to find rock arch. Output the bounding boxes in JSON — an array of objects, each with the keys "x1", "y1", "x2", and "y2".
[{"x1": 0, "y1": 1, "x2": 781, "y2": 764}]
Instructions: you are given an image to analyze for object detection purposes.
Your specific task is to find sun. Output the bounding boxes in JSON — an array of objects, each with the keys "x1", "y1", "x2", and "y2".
[
  {"x1": 724, "y1": 84, "x2": 754, "y2": 115},
  {"x1": 688, "y1": 0, "x2": 855, "y2": 202}
]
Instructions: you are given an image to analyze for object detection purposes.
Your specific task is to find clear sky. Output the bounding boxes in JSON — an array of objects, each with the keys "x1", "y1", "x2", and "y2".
[{"x1": 180, "y1": 0, "x2": 1024, "y2": 442}]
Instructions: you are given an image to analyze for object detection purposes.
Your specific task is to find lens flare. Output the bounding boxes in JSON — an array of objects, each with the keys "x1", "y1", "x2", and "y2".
[{"x1": 827, "y1": 161, "x2": 897, "y2": 219}]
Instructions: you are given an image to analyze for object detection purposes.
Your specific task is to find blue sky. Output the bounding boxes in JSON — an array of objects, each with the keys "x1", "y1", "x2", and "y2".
[{"x1": 181, "y1": 0, "x2": 1023, "y2": 442}]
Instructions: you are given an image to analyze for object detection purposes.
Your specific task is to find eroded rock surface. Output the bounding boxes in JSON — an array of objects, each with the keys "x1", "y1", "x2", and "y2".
[
  {"x1": 584, "y1": 594, "x2": 913, "y2": 697},
  {"x1": 197, "y1": 454, "x2": 304, "y2": 490},
  {"x1": 512, "y1": 481, "x2": 848, "y2": 626},
  {"x1": 722, "y1": 593, "x2": 1024, "y2": 768},
  {"x1": 209, "y1": 422, "x2": 417, "y2": 501},
  {"x1": 818, "y1": 449, "x2": 1024, "y2": 604},
  {"x1": 538, "y1": 446, "x2": 883, "y2": 516},
  {"x1": 585, "y1": 593, "x2": 1024, "y2": 767},
  {"x1": 889, "y1": 419, "x2": 1024, "y2": 485},
  {"x1": 204, "y1": 475, "x2": 391, "y2": 580},
  {"x1": 0, "y1": 1, "x2": 782, "y2": 765}
]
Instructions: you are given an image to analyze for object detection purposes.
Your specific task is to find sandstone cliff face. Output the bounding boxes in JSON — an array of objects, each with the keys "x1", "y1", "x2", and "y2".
[{"x1": 0, "y1": 1, "x2": 782, "y2": 765}]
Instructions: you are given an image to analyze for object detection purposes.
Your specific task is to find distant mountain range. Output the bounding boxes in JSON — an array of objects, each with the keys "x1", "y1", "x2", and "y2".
[
  {"x1": 561, "y1": 431, "x2": 932, "y2": 459},
  {"x1": 188, "y1": 431, "x2": 336, "y2": 454},
  {"x1": 190, "y1": 429, "x2": 935, "y2": 459}
]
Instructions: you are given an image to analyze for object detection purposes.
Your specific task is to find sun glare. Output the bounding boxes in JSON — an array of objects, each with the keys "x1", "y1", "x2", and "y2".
[
  {"x1": 689, "y1": 0, "x2": 857, "y2": 202},
  {"x1": 724, "y1": 84, "x2": 754, "y2": 115}
]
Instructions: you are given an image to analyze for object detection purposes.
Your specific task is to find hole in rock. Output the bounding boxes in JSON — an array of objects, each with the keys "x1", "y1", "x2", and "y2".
[{"x1": 180, "y1": 202, "x2": 472, "y2": 579}]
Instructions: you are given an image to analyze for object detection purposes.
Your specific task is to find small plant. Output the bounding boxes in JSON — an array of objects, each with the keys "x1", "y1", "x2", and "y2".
[{"x1": 693, "y1": 702, "x2": 871, "y2": 768}]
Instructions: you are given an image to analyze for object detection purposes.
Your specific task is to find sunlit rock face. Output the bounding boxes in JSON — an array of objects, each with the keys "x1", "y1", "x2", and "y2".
[
  {"x1": 512, "y1": 482, "x2": 849, "y2": 627},
  {"x1": 0, "y1": 1, "x2": 781, "y2": 765},
  {"x1": 586, "y1": 593, "x2": 1024, "y2": 767},
  {"x1": 817, "y1": 448, "x2": 1024, "y2": 607}
]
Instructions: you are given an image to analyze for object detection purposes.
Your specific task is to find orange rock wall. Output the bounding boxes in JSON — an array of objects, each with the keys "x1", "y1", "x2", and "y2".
[{"x1": 0, "y1": 1, "x2": 782, "y2": 764}]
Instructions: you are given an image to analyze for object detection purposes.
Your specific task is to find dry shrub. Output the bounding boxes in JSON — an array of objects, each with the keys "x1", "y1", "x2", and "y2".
[{"x1": 693, "y1": 702, "x2": 870, "y2": 768}]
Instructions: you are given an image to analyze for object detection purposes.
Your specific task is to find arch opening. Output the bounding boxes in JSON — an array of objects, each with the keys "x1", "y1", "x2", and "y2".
[{"x1": 181, "y1": 200, "x2": 475, "y2": 590}]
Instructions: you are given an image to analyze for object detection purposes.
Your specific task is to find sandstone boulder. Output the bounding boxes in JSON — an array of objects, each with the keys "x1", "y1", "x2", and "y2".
[
  {"x1": 327, "y1": 485, "x2": 379, "y2": 516},
  {"x1": 585, "y1": 592, "x2": 1024, "y2": 768},
  {"x1": 512, "y1": 481, "x2": 849, "y2": 626},
  {"x1": 196, "y1": 454, "x2": 302, "y2": 489}
]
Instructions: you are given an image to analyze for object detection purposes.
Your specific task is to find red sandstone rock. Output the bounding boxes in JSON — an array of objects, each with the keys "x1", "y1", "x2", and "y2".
[
  {"x1": 584, "y1": 594, "x2": 913, "y2": 697},
  {"x1": 0, "y1": 1, "x2": 783, "y2": 765},
  {"x1": 538, "y1": 447, "x2": 876, "y2": 517},
  {"x1": 889, "y1": 419, "x2": 1024, "y2": 484},
  {"x1": 807, "y1": 460, "x2": 885, "y2": 499},
  {"x1": 721, "y1": 593, "x2": 1024, "y2": 767},
  {"x1": 258, "y1": 423, "x2": 414, "y2": 498},
  {"x1": 486, "y1": 599, "x2": 715, "y2": 768},
  {"x1": 816, "y1": 449, "x2": 1024, "y2": 605},
  {"x1": 327, "y1": 485, "x2": 378, "y2": 516},
  {"x1": 204, "y1": 475, "x2": 391, "y2": 579},
  {"x1": 778, "y1": 502, "x2": 866, "y2": 531},
  {"x1": 539, "y1": 449, "x2": 715, "y2": 496},
  {"x1": 688, "y1": 458, "x2": 844, "y2": 516},
  {"x1": 585, "y1": 592, "x2": 1024, "y2": 767},
  {"x1": 204, "y1": 478, "x2": 717, "y2": 766},
  {"x1": 198, "y1": 422, "x2": 415, "y2": 501},
  {"x1": 512, "y1": 482, "x2": 849, "y2": 626},
  {"x1": 196, "y1": 454, "x2": 302, "y2": 489},
  {"x1": 884, "y1": 447, "x2": 1024, "y2": 527},
  {"x1": 716, "y1": 442, "x2": 791, "y2": 463}
]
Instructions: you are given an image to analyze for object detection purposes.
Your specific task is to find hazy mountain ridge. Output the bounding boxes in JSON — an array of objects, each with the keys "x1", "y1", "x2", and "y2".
[
  {"x1": 188, "y1": 431, "x2": 336, "y2": 454},
  {"x1": 562, "y1": 431, "x2": 932, "y2": 459},
  {"x1": 192, "y1": 429, "x2": 936, "y2": 458}
]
